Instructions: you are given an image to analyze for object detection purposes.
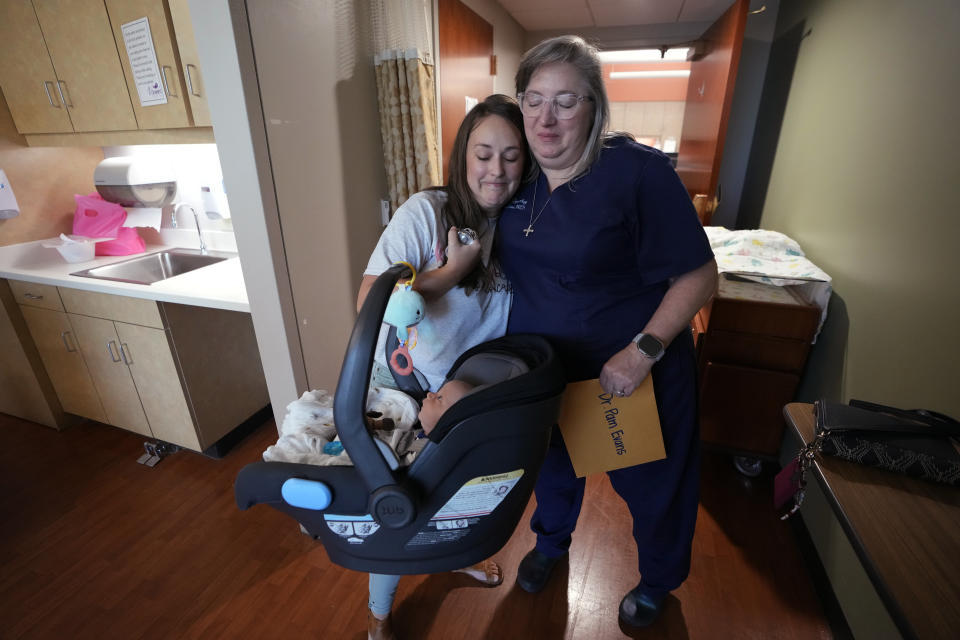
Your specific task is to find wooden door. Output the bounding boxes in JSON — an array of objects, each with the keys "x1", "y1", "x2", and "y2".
[
  {"x1": 168, "y1": 0, "x2": 211, "y2": 126},
  {"x1": 18, "y1": 306, "x2": 106, "y2": 421},
  {"x1": 437, "y1": 0, "x2": 494, "y2": 181},
  {"x1": 115, "y1": 322, "x2": 200, "y2": 450},
  {"x1": 69, "y1": 313, "x2": 152, "y2": 436},
  {"x1": 0, "y1": 0, "x2": 74, "y2": 134},
  {"x1": 32, "y1": 0, "x2": 138, "y2": 132},
  {"x1": 675, "y1": 0, "x2": 749, "y2": 225},
  {"x1": 104, "y1": 0, "x2": 192, "y2": 129}
]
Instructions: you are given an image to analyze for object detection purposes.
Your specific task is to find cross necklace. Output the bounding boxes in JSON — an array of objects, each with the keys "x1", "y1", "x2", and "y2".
[{"x1": 523, "y1": 179, "x2": 553, "y2": 237}]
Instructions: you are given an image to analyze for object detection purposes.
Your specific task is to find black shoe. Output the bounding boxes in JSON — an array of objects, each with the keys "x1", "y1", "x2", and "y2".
[
  {"x1": 618, "y1": 586, "x2": 665, "y2": 628},
  {"x1": 516, "y1": 548, "x2": 564, "y2": 593}
]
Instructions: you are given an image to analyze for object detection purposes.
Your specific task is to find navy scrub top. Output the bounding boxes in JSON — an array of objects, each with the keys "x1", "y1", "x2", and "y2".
[{"x1": 497, "y1": 137, "x2": 713, "y2": 381}]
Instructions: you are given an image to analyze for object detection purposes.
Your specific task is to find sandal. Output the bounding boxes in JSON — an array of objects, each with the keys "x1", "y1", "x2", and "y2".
[
  {"x1": 367, "y1": 609, "x2": 397, "y2": 640},
  {"x1": 453, "y1": 559, "x2": 503, "y2": 586}
]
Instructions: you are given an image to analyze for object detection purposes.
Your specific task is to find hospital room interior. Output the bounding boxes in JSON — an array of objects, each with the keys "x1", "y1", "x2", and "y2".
[{"x1": 0, "y1": 0, "x2": 957, "y2": 639}]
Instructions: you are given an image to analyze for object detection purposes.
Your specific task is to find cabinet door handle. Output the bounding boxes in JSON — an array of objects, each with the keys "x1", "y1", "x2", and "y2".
[
  {"x1": 43, "y1": 81, "x2": 62, "y2": 108},
  {"x1": 61, "y1": 331, "x2": 77, "y2": 353},
  {"x1": 160, "y1": 66, "x2": 177, "y2": 97},
  {"x1": 185, "y1": 64, "x2": 200, "y2": 96},
  {"x1": 120, "y1": 343, "x2": 133, "y2": 365},
  {"x1": 24, "y1": 293, "x2": 44, "y2": 300},
  {"x1": 107, "y1": 340, "x2": 121, "y2": 363},
  {"x1": 56, "y1": 81, "x2": 73, "y2": 108}
]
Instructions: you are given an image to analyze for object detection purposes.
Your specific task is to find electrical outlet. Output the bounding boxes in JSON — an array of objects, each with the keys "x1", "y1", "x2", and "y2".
[{"x1": 380, "y1": 199, "x2": 390, "y2": 227}]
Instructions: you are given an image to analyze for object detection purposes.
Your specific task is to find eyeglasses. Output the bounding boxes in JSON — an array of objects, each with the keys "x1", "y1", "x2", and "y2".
[{"x1": 517, "y1": 91, "x2": 593, "y2": 120}]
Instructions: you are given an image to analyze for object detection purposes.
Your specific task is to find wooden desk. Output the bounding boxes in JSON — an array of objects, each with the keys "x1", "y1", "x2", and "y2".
[{"x1": 783, "y1": 403, "x2": 960, "y2": 640}]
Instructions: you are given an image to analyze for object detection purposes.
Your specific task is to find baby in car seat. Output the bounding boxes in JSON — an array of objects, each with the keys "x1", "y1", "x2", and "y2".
[
  {"x1": 262, "y1": 379, "x2": 475, "y2": 468},
  {"x1": 417, "y1": 379, "x2": 473, "y2": 434}
]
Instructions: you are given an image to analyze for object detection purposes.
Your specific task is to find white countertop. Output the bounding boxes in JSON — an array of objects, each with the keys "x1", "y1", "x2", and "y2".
[{"x1": 0, "y1": 239, "x2": 250, "y2": 312}]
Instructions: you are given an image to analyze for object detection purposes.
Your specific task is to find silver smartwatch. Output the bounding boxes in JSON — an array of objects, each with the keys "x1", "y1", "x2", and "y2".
[{"x1": 632, "y1": 332, "x2": 665, "y2": 362}]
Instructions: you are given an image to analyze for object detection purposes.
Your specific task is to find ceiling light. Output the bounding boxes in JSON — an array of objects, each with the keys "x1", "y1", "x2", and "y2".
[
  {"x1": 598, "y1": 48, "x2": 690, "y2": 63},
  {"x1": 609, "y1": 70, "x2": 691, "y2": 79}
]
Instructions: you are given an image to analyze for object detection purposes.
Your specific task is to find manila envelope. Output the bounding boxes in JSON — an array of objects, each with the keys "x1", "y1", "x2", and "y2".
[{"x1": 557, "y1": 377, "x2": 665, "y2": 478}]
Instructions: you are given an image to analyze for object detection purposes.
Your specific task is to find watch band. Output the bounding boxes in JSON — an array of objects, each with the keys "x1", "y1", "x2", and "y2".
[{"x1": 632, "y1": 332, "x2": 665, "y2": 362}]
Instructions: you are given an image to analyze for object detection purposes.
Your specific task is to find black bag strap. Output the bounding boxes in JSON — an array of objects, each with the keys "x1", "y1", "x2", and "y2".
[
  {"x1": 849, "y1": 399, "x2": 960, "y2": 434},
  {"x1": 385, "y1": 325, "x2": 426, "y2": 404},
  {"x1": 816, "y1": 399, "x2": 960, "y2": 438}
]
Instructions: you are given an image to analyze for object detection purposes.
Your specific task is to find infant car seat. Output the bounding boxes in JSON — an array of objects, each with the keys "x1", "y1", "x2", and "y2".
[{"x1": 234, "y1": 264, "x2": 566, "y2": 574}]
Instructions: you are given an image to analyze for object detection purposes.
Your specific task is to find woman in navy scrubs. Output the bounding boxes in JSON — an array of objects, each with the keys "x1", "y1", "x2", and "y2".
[{"x1": 497, "y1": 35, "x2": 718, "y2": 628}]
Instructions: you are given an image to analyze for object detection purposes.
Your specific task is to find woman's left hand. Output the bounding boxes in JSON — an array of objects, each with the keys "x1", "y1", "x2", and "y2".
[{"x1": 599, "y1": 345, "x2": 653, "y2": 398}]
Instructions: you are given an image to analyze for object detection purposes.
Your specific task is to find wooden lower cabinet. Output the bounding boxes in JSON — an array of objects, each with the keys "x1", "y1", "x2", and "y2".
[
  {"x1": 114, "y1": 321, "x2": 199, "y2": 450},
  {"x1": 10, "y1": 280, "x2": 267, "y2": 452},
  {"x1": 18, "y1": 305, "x2": 106, "y2": 422},
  {"x1": 67, "y1": 313, "x2": 152, "y2": 438}
]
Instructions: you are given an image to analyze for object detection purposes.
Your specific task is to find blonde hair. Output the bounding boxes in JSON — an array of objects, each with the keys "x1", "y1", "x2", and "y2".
[{"x1": 515, "y1": 35, "x2": 612, "y2": 181}]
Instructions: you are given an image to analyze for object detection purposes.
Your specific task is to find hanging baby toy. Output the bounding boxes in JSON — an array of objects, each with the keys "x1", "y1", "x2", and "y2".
[{"x1": 382, "y1": 261, "x2": 425, "y2": 376}]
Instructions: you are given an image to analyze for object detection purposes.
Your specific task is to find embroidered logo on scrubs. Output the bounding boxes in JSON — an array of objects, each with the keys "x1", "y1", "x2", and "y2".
[{"x1": 504, "y1": 197, "x2": 527, "y2": 211}]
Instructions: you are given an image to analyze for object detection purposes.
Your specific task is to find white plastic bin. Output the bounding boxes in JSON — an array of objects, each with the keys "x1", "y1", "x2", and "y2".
[{"x1": 41, "y1": 235, "x2": 101, "y2": 263}]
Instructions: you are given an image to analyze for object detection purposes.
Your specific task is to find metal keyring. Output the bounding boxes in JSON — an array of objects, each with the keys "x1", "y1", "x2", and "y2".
[{"x1": 457, "y1": 227, "x2": 477, "y2": 245}]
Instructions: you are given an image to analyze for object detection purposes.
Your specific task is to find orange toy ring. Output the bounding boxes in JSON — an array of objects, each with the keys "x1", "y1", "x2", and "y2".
[{"x1": 390, "y1": 343, "x2": 414, "y2": 376}]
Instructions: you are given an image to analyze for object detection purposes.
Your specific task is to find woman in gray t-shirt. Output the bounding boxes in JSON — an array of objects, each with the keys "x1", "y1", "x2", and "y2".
[{"x1": 356, "y1": 94, "x2": 531, "y2": 640}]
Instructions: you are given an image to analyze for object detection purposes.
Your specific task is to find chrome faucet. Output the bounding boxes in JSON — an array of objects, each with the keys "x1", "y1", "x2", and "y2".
[{"x1": 173, "y1": 203, "x2": 208, "y2": 255}]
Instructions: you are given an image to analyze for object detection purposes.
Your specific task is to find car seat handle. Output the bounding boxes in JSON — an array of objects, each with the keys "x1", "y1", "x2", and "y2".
[{"x1": 333, "y1": 264, "x2": 415, "y2": 501}]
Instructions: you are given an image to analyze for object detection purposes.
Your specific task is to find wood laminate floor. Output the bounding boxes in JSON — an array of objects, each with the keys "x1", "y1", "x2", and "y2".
[{"x1": 0, "y1": 413, "x2": 834, "y2": 639}]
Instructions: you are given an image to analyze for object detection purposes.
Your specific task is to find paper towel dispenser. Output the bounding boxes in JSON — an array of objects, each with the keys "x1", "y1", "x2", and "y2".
[{"x1": 93, "y1": 157, "x2": 177, "y2": 208}]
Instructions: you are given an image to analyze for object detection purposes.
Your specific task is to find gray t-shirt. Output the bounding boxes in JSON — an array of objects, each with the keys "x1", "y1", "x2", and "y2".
[{"x1": 364, "y1": 190, "x2": 512, "y2": 391}]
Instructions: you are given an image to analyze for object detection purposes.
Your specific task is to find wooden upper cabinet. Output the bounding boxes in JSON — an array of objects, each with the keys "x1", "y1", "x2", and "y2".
[
  {"x1": 0, "y1": 0, "x2": 213, "y2": 140},
  {"x1": 0, "y1": 1, "x2": 74, "y2": 134},
  {"x1": 31, "y1": 0, "x2": 139, "y2": 132},
  {"x1": 168, "y1": 0, "x2": 211, "y2": 126},
  {"x1": 103, "y1": 0, "x2": 192, "y2": 129}
]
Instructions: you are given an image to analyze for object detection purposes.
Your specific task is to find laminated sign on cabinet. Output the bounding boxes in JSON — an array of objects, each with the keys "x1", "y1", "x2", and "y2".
[
  {"x1": 0, "y1": 0, "x2": 212, "y2": 140},
  {"x1": 104, "y1": 0, "x2": 202, "y2": 129}
]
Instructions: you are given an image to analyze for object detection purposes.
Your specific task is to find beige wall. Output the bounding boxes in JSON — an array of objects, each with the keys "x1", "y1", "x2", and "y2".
[
  {"x1": 0, "y1": 92, "x2": 102, "y2": 428},
  {"x1": 188, "y1": 0, "x2": 306, "y2": 424},
  {"x1": 608, "y1": 101, "x2": 685, "y2": 150},
  {"x1": 244, "y1": 1, "x2": 387, "y2": 393},
  {"x1": 759, "y1": 0, "x2": 960, "y2": 415},
  {"x1": 0, "y1": 92, "x2": 103, "y2": 247}
]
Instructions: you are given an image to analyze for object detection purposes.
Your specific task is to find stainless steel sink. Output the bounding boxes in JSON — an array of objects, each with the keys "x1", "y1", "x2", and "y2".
[{"x1": 71, "y1": 248, "x2": 236, "y2": 285}]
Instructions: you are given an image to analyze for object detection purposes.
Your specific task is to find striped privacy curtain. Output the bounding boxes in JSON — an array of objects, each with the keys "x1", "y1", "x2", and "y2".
[{"x1": 372, "y1": 0, "x2": 441, "y2": 212}]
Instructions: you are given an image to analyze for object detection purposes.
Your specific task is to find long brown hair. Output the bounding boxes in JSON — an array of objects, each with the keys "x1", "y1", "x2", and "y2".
[{"x1": 434, "y1": 94, "x2": 531, "y2": 294}]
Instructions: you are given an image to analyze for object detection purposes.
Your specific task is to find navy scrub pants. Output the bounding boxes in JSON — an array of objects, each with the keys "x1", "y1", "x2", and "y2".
[{"x1": 530, "y1": 340, "x2": 701, "y2": 599}]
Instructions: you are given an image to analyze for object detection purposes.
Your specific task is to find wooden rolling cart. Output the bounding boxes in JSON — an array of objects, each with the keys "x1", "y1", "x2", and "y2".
[{"x1": 693, "y1": 275, "x2": 820, "y2": 474}]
